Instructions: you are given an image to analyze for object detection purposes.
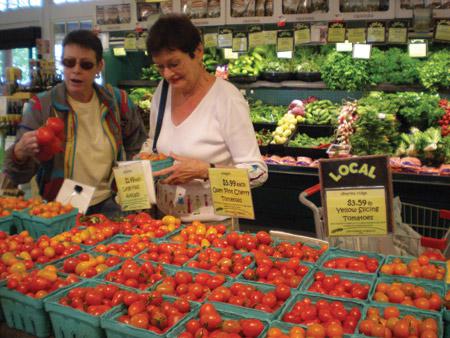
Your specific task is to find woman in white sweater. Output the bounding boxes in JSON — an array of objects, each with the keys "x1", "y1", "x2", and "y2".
[{"x1": 140, "y1": 14, "x2": 268, "y2": 222}]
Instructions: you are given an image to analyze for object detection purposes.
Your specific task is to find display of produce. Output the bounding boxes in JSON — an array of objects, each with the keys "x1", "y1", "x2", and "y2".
[
  {"x1": 256, "y1": 128, "x2": 273, "y2": 146},
  {"x1": 139, "y1": 241, "x2": 201, "y2": 266},
  {"x1": 141, "y1": 64, "x2": 162, "y2": 82},
  {"x1": 335, "y1": 100, "x2": 357, "y2": 146},
  {"x1": 250, "y1": 100, "x2": 285, "y2": 123},
  {"x1": 128, "y1": 87, "x2": 154, "y2": 112},
  {"x1": 419, "y1": 50, "x2": 450, "y2": 92},
  {"x1": 61, "y1": 252, "x2": 122, "y2": 278},
  {"x1": 170, "y1": 221, "x2": 227, "y2": 247},
  {"x1": 288, "y1": 133, "x2": 333, "y2": 148},
  {"x1": 228, "y1": 49, "x2": 264, "y2": 78},
  {"x1": 203, "y1": 47, "x2": 225, "y2": 74},
  {"x1": 271, "y1": 113, "x2": 299, "y2": 145},
  {"x1": 380, "y1": 255, "x2": 446, "y2": 281}
]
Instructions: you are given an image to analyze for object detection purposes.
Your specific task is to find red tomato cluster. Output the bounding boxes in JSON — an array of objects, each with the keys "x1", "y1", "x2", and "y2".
[
  {"x1": 7, "y1": 265, "x2": 79, "y2": 298},
  {"x1": 359, "y1": 306, "x2": 439, "y2": 338},
  {"x1": 438, "y1": 98, "x2": 450, "y2": 137},
  {"x1": 170, "y1": 221, "x2": 227, "y2": 247},
  {"x1": 156, "y1": 271, "x2": 226, "y2": 302},
  {"x1": 62, "y1": 252, "x2": 121, "y2": 278},
  {"x1": 208, "y1": 282, "x2": 291, "y2": 313},
  {"x1": 120, "y1": 213, "x2": 181, "y2": 238},
  {"x1": 213, "y1": 231, "x2": 272, "y2": 251},
  {"x1": 179, "y1": 304, "x2": 265, "y2": 338},
  {"x1": 117, "y1": 291, "x2": 191, "y2": 334},
  {"x1": 0, "y1": 196, "x2": 32, "y2": 217},
  {"x1": 380, "y1": 256, "x2": 445, "y2": 281},
  {"x1": 35, "y1": 117, "x2": 65, "y2": 162},
  {"x1": 322, "y1": 255, "x2": 379, "y2": 273},
  {"x1": 282, "y1": 297, "x2": 361, "y2": 335},
  {"x1": 373, "y1": 281, "x2": 442, "y2": 311},
  {"x1": 269, "y1": 241, "x2": 327, "y2": 263},
  {"x1": 138, "y1": 242, "x2": 200, "y2": 266},
  {"x1": 94, "y1": 235, "x2": 153, "y2": 258},
  {"x1": 30, "y1": 235, "x2": 81, "y2": 264},
  {"x1": 308, "y1": 271, "x2": 370, "y2": 300},
  {"x1": 59, "y1": 283, "x2": 127, "y2": 316},
  {"x1": 104, "y1": 259, "x2": 165, "y2": 290},
  {"x1": 186, "y1": 248, "x2": 253, "y2": 277},
  {"x1": 243, "y1": 255, "x2": 310, "y2": 288}
]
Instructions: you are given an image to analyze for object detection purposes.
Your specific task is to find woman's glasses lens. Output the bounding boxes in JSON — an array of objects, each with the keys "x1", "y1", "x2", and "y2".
[{"x1": 62, "y1": 58, "x2": 95, "y2": 70}]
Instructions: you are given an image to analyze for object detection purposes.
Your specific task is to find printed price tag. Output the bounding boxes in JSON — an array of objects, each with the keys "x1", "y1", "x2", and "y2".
[
  {"x1": 347, "y1": 28, "x2": 366, "y2": 43},
  {"x1": 325, "y1": 187, "x2": 388, "y2": 236},
  {"x1": 124, "y1": 35, "x2": 137, "y2": 50},
  {"x1": 388, "y1": 27, "x2": 408, "y2": 43},
  {"x1": 277, "y1": 31, "x2": 294, "y2": 52},
  {"x1": 232, "y1": 32, "x2": 248, "y2": 52},
  {"x1": 295, "y1": 28, "x2": 311, "y2": 45},
  {"x1": 209, "y1": 168, "x2": 255, "y2": 219},
  {"x1": 204, "y1": 33, "x2": 218, "y2": 48},
  {"x1": 264, "y1": 30, "x2": 278, "y2": 45},
  {"x1": 114, "y1": 162, "x2": 154, "y2": 211},
  {"x1": 367, "y1": 26, "x2": 385, "y2": 43},
  {"x1": 249, "y1": 31, "x2": 265, "y2": 47},
  {"x1": 327, "y1": 27, "x2": 346, "y2": 43},
  {"x1": 435, "y1": 20, "x2": 450, "y2": 42},
  {"x1": 218, "y1": 28, "x2": 233, "y2": 48}
]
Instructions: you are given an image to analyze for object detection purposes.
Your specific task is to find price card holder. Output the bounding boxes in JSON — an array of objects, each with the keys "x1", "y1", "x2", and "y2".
[
  {"x1": 56, "y1": 179, "x2": 95, "y2": 215},
  {"x1": 434, "y1": 19, "x2": 450, "y2": 42},
  {"x1": 136, "y1": 32, "x2": 148, "y2": 50},
  {"x1": 319, "y1": 155, "x2": 394, "y2": 238},
  {"x1": 347, "y1": 28, "x2": 366, "y2": 43},
  {"x1": 327, "y1": 23, "x2": 346, "y2": 43},
  {"x1": 124, "y1": 33, "x2": 137, "y2": 51},
  {"x1": 204, "y1": 33, "x2": 218, "y2": 48},
  {"x1": 408, "y1": 40, "x2": 428, "y2": 58},
  {"x1": 232, "y1": 32, "x2": 248, "y2": 52},
  {"x1": 113, "y1": 161, "x2": 156, "y2": 211},
  {"x1": 294, "y1": 23, "x2": 311, "y2": 45},
  {"x1": 263, "y1": 30, "x2": 278, "y2": 45},
  {"x1": 388, "y1": 22, "x2": 408, "y2": 44},
  {"x1": 248, "y1": 25, "x2": 264, "y2": 48},
  {"x1": 276, "y1": 30, "x2": 294, "y2": 53},
  {"x1": 367, "y1": 22, "x2": 386, "y2": 43},
  {"x1": 209, "y1": 168, "x2": 255, "y2": 221},
  {"x1": 218, "y1": 28, "x2": 233, "y2": 48},
  {"x1": 352, "y1": 43, "x2": 371, "y2": 59}
]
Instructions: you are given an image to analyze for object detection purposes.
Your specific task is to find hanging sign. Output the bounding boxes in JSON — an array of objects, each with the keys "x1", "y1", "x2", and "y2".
[
  {"x1": 347, "y1": 28, "x2": 366, "y2": 43},
  {"x1": 327, "y1": 22, "x2": 346, "y2": 43},
  {"x1": 248, "y1": 25, "x2": 264, "y2": 48},
  {"x1": 209, "y1": 168, "x2": 255, "y2": 219},
  {"x1": 218, "y1": 28, "x2": 233, "y2": 48},
  {"x1": 232, "y1": 32, "x2": 248, "y2": 52},
  {"x1": 367, "y1": 22, "x2": 386, "y2": 43},
  {"x1": 113, "y1": 161, "x2": 156, "y2": 211},
  {"x1": 204, "y1": 33, "x2": 218, "y2": 48},
  {"x1": 263, "y1": 30, "x2": 278, "y2": 45},
  {"x1": 434, "y1": 19, "x2": 450, "y2": 42},
  {"x1": 319, "y1": 155, "x2": 393, "y2": 237},
  {"x1": 294, "y1": 23, "x2": 311, "y2": 45},
  {"x1": 276, "y1": 30, "x2": 294, "y2": 53},
  {"x1": 388, "y1": 21, "x2": 408, "y2": 44},
  {"x1": 124, "y1": 33, "x2": 137, "y2": 50}
]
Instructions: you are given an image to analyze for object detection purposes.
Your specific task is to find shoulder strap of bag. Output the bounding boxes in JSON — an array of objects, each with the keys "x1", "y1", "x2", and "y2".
[{"x1": 152, "y1": 80, "x2": 169, "y2": 153}]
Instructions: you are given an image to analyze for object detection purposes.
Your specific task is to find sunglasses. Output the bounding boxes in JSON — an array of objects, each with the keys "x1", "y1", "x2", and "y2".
[{"x1": 62, "y1": 58, "x2": 96, "y2": 70}]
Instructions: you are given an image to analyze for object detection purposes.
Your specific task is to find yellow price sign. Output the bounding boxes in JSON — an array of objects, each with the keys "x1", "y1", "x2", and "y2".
[
  {"x1": 209, "y1": 168, "x2": 255, "y2": 219},
  {"x1": 328, "y1": 27, "x2": 346, "y2": 43},
  {"x1": 388, "y1": 28, "x2": 407, "y2": 43},
  {"x1": 295, "y1": 29, "x2": 311, "y2": 45},
  {"x1": 204, "y1": 33, "x2": 218, "y2": 48},
  {"x1": 435, "y1": 23, "x2": 450, "y2": 42},
  {"x1": 325, "y1": 187, "x2": 387, "y2": 237},
  {"x1": 114, "y1": 163, "x2": 151, "y2": 211},
  {"x1": 347, "y1": 28, "x2": 366, "y2": 43}
]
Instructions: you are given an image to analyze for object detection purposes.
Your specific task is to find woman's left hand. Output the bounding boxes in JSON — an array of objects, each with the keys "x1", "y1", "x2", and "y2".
[{"x1": 153, "y1": 153, "x2": 209, "y2": 185}]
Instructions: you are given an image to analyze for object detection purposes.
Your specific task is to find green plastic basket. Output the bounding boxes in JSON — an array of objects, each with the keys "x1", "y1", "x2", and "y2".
[
  {"x1": 358, "y1": 302, "x2": 444, "y2": 337},
  {"x1": 279, "y1": 292, "x2": 365, "y2": 333},
  {"x1": 0, "y1": 278, "x2": 76, "y2": 338},
  {"x1": 237, "y1": 256, "x2": 316, "y2": 291},
  {"x1": 300, "y1": 268, "x2": 375, "y2": 302},
  {"x1": 208, "y1": 280, "x2": 292, "y2": 320},
  {"x1": 0, "y1": 215, "x2": 16, "y2": 234},
  {"x1": 13, "y1": 208, "x2": 78, "y2": 239},
  {"x1": 444, "y1": 309, "x2": 450, "y2": 338},
  {"x1": 88, "y1": 234, "x2": 146, "y2": 259},
  {"x1": 380, "y1": 255, "x2": 447, "y2": 287},
  {"x1": 150, "y1": 157, "x2": 174, "y2": 173},
  {"x1": 44, "y1": 279, "x2": 128, "y2": 338},
  {"x1": 100, "y1": 297, "x2": 197, "y2": 338},
  {"x1": 270, "y1": 238, "x2": 328, "y2": 263},
  {"x1": 167, "y1": 304, "x2": 269, "y2": 338},
  {"x1": 369, "y1": 275, "x2": 445, "y2": 313},
  {"x1": 317, "y1": 247, "x2": 385, "y2": 276}
]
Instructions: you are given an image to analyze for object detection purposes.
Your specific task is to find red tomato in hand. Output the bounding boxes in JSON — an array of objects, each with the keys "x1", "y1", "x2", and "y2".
[{"x1": 36, "y1": 127, "x2": 55, "y2": 145}]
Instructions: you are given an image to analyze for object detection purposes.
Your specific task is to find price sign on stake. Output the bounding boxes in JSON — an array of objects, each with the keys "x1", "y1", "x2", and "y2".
[
  {"x1": 319, "y1": 155, "x2": 393, "y2": 237},
  {"x1": 209, "y1": 168, "x2": 255, "y2": 220}
]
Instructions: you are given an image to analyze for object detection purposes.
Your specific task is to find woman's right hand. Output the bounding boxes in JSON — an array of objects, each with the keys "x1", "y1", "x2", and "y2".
[{"x1": 14, "y1": 131, "x2": 39, "y2": 161}]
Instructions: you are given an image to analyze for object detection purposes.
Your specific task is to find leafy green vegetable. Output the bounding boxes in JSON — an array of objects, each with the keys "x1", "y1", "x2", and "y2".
[
  {"x1": 321, "y1": 51, "x2": 370, "y2": 91},
  {"x1": 288, "y1": 133, "x2": 333, "y2": 148},
  {"x1": 249, "y1": 100, "x2": 285, "y2": 123},
  {"x1": 203, "y1": 48, "x2": 225, "y2": 74},
  {"x1": 141, "y1": 64, "x2": 162, "y2": 82},
  {"x1": 419, "y1": 50, "x2": 450, "y2": 92},
  {"x1": 128, "y1": 87, "x2": 154, "y2": 110},
  {"x1": 255, "y1": 129, "x2": 273, "y2": 145},
  {"x1": 262, "y1": 59, "x2": 291, "y2": 73}
]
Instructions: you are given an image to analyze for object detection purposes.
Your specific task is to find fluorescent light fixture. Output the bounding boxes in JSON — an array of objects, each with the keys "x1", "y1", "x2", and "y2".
[
  {"x1": 223, "y1": 48, "x2": 239, "y2": 59},
  {"x1": 277, "y1": 51, "x2": 293, "y2": 59},
  {"x1": 353, "y1": 43, "x2": 372, "y2": 59},
  {"x1": 336, "y1": 41, "x2": 353, "y2": 52}
]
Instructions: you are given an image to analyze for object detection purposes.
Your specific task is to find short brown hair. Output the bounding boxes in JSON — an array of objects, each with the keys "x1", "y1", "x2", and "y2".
[{"x1": 146, "y1": 14, "x2": 201, "y2": 58}]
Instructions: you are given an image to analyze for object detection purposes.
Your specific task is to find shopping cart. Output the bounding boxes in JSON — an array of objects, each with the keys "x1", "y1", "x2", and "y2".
[{"x1": 299, "y1": 183, "x2": 450, "y2": 258}]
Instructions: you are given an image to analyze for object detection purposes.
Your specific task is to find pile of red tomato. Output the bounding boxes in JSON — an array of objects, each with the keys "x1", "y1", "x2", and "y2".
[
  {"x1": 322, "y1": 254, "x2": 379, "y2": 273},
  {"x1": 307, "y1": 271, "x2": 371, "y2": 300},
  {"x1": 138, "y1": 241, "x2": 200, "y2": 266}
]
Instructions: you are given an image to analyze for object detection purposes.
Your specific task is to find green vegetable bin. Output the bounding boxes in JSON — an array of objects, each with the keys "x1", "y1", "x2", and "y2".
[
  {"x1": 0, "y1": 215, "x2": 16, "y2": 234},
  {"x1": 380, "y1": 254, "x2": 447, "y2": 287},
  {"x1": 317, "y1": 247, "x2": 385, "y2": 276},
  {"x1": 44, "y1": 279, "x2": 125, "y2": 338},
  {"x1": 357, "y1": 302, "x2": 444, "y2": 337},
  {"x1": 209, "y1": 280, "x2": 292, "y2": 320},
  {"x1": 13, "y1": 208, "x2": 78, "y2": 239},
  {"x1": 300, "y1": 268, "x2": 375, "y2": 302},
  {"x1": 100, "y1": 298, "x2": 199, "y2": 338},
  {"x1": 0, "y1": 280, "x2": 76, "y2": 337},
  {"x1": 369, "y1": 275, "x2": 445, "y2": 313},
  {"x1": 167, "y1": 304, "x2": 269, "y2": 338}
]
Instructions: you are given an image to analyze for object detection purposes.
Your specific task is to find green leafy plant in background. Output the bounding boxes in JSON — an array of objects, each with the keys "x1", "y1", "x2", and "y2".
[
  {"x1": 262, "y1": 58, "x2": 291, "y2": 73},
  {"x1": 321, "y1": 51, "x2": 370, "y2": 91},
  {"x1": 292, "y1": 46, "x2": 325, "y2": 73},
  {"x1": 141, "y1": 64, "x2": 162, "y2": 82},
  {"x1": 419, "y1": 50, "x2": 450, "y2": 92},
  {"x1": 203, "y1": 47, "x2": 225, "y2": 74}
]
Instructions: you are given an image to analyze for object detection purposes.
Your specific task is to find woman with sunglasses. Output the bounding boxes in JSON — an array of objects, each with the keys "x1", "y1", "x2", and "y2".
[
  {"x1": 4, "y1": 29, "x2": 147, "y2": 216},
  {"x1": 139, "y1": 14, "x2": 268, "y2": 223}
]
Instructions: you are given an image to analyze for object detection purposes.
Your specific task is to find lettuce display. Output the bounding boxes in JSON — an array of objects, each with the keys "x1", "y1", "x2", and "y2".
[{"x1": 419, "y1": 50, "x2": 450, "y2": 92}]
